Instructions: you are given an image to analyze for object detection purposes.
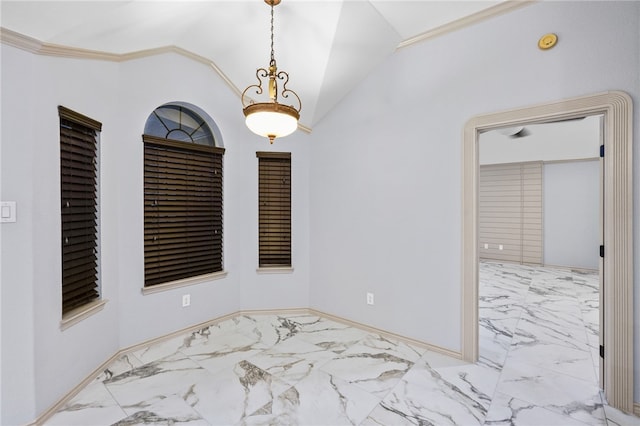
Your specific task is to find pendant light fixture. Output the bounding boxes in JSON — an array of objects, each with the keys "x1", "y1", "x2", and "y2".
[{"x1": 242, "y1": 0, "x2": 301, "y2": 144}]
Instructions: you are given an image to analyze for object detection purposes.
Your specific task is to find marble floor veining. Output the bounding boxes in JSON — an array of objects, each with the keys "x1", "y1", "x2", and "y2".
[{"x1": 46, "y1": 262, "x2": 639, "y2": 425}]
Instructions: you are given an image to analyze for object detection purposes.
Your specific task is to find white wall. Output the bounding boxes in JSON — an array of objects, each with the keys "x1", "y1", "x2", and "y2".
[
  {"x1": 31, "y1": 54, "x2": 124, "y2": 424},
  {"x1": 308, "y1": 0, "x2": 639, "y2": 397},
  {"x1": 0, "y1": 48, "x2": 311, "y2": 424},
  {"x1": 544, "y1": 161, "x2": 600, "y2": 270},
  {"x1": 113, "y1": 53, "x2": 310, "y2": 348},
  {"x1": 112, "y1": 53, "x2": 240, "y2": 349},
  {"x1": 1, "y1": 1, "x2": 639, "y2": 423},
  {"x1": 1, "y1": 47, "x2": 125, "y2": 423},
  {"x1": 1, "y1": 45, "x2": 39, "y2": 422}
]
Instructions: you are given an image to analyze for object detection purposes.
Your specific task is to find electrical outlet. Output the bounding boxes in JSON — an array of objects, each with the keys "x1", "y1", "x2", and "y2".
[
  {"x1": 182, "y1": 294, "x2": 191, "y2": 307},
  {"x1": 499, "y1": 244, "x2": 504, "y2": 250},
  {"x1": 366, "y1": 292, "x2": 374, "y2": 305},
  {"x1": 484, "y1": 243, "x2": 489, "y2": 249}
]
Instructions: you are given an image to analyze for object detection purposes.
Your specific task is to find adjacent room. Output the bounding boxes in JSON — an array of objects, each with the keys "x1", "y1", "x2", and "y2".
[{"x1": 1, "y1": 1, "x2": 639, "y2": 425}]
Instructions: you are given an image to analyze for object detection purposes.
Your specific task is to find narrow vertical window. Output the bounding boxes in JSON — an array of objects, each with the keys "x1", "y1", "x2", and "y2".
[
  {"x1": 257, "y1": 152, "x2": 291, "y2": 267},
  {"x1": 143, "y1": 104, "x2": 224, "y2": 287},
  {"x1": 59, "y1": 106, "x2": 101, "y2": 314}
]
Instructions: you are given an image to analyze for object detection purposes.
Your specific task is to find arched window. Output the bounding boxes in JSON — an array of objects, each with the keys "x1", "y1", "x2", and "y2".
[
  {"x1": 143, "y1": 103, "x2": 219, "y2": 146},
  {"x1": 143, "y1": 103, "x2": 225, "y2": 287}
]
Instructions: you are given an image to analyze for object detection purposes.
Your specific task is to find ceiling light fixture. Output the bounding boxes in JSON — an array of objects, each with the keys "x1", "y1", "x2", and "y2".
[{"x1": 242, "y1": 0, "x2": 301, "y2": 144}]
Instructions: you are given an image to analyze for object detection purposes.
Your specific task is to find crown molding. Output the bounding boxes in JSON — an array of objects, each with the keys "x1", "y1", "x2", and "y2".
[
  {"x1": 0, "y1": 27, "x2": 312, "y2": 134},
  {"x1": 2, "y1": 2, "x2": 537, "y2": 58},
  {"x1": 2, "y1": 1, "x2": 536, "y2": 135},
  {"x1": 397, "y1": 0, "x2": 536, "y2": 49},
  {"x1": 1, "y1": 2, "x2": 537, "y2": 57},
  {"x1": 1, "y1": 27, "x2": 119, "y2": 60},
  {"x1": 0, "y1": 27, "x2": 241, "y2": 86},
  {"x1": 1, "y1": 27, "x2": 42, "y2": 52}
]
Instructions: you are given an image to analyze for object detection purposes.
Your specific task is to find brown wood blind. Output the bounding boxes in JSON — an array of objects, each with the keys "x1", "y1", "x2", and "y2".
[
  {"x1": 479, "y1": 162, "x2": 542, "y2": 265},
  {"x1": 144, "y1": 135, "x2": 224, "y2": 286},
  {"x1": 59, "y1": 106, "x2": 101, "y2": 314},
  {"x1": 257, "y1": 152, "x2": 291, "y2": 267}
]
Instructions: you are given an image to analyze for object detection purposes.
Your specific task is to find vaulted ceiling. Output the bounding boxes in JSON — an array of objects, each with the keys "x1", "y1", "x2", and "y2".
[{"x1": 1, "y1": 1, "x2": 522, "y2": 130}]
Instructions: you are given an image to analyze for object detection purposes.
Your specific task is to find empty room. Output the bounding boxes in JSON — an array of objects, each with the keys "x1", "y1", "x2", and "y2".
[{"x1": 1, "y1": 1, "x2": 639, "y2": 425}]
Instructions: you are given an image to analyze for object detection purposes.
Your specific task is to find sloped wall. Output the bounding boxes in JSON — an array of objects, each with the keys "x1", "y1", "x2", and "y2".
[{"x1": 308, "y1": 0, "x2": 639, "y2": 394}]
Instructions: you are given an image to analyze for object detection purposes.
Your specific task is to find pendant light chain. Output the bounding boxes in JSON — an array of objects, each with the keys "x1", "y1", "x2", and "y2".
[{"x1": 270, "y1": 2, "x2": 275, "y2": 65}]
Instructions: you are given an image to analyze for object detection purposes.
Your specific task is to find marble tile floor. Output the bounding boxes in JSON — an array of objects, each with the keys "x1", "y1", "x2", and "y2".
[{"x1": 46, "y1": 262, "x2": 639, "y2": 426}]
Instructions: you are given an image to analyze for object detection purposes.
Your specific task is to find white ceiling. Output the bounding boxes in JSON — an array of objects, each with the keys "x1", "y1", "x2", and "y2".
[{"x1": 1, "y1": 0, "x2": 511, "y2": 129}]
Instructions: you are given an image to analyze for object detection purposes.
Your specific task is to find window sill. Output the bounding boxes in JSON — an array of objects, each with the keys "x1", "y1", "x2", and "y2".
[
  {"x1": 141, "y1": 271, "x2": 228, "y2": 295},
  {"x1": 60, "y1": 299, "x2": 108, "y2": 331},
  {"x1": 256, "y1": 266, "x2": 294, "y2": 274}
]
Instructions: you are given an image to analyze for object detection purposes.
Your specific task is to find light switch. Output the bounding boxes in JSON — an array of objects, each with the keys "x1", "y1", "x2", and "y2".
[{"x1": 0, "y1": 201, "x2": 16, "y2": 223}]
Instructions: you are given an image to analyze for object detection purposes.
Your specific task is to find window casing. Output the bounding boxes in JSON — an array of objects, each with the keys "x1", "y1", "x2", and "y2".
[
  {"x1": 257, "y1": 152, "x2": 291, "y2": 267},
  {"x1": 59, "y1": 106, "x2": 101, "y2": 315},
  {"x1": 143, "y1": 105, "x2": 224, "y2": 287}
]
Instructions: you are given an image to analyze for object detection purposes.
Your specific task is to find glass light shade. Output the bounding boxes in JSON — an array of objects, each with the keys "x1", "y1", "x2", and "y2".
[{"x1": 243, "y1": 103, "x2": 299, "y2": 140}]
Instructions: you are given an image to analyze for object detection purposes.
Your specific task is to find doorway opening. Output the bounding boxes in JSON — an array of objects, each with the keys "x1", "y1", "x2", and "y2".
[
  {"x1": 461, "y1": 91, "x2": 633, "y2": 413},
  {"x1": 476, "y1": 115, "x2": 604, "y2": 415}
]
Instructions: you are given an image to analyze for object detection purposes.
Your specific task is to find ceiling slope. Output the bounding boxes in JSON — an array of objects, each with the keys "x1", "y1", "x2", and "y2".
[{"x1": 1, "y1": 0, "x2": 517, "y2": 130}]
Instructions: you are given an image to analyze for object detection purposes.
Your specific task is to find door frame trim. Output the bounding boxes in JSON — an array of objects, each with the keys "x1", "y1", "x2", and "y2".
[{"x1": 461, "y1": 91, "x2": 634, "y2": 412}]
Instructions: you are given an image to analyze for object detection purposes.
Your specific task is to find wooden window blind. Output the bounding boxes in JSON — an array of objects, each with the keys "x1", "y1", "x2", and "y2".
[
  {"x1": 257, "y1": 152, "x2": 291, "y2": 267},
  {"x1": 479, "y1": 162, "x2": 543, "y2": 265},
  {"x1": 143, "y1": 135, "x2": 224, "y2": 286},
  {"x1": 59, "y1": 106, "x2": 102, "y2": 314}
]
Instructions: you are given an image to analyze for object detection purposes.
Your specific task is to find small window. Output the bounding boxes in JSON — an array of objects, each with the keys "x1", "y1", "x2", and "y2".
[
  {"x1": 143, "y1": 104, "x2": 224, "y2": 287},
  {"x1": 59, "y1": 106, "x2": 102, "y2": 315},
  {"x1": 257, "y1": 152, "x2": 291, "y2": 267},
  {"x1": 144, "y1": 104, "x2": 214, "y2": 146}
]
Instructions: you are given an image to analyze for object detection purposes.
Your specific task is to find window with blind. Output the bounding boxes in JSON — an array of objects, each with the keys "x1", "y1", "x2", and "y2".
[
  {"x1": 257, "y1": 152, "x2": 291, "y2": 268},
  {"x1": 59, "y1": 106, "x2": 102, "y2": 315},
  {"x1": 143, "y1": 105, "x2": 224, "y2": 287},
  {"x1": 479, "y1": 161, "x2": 543, "y2": 265}
]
